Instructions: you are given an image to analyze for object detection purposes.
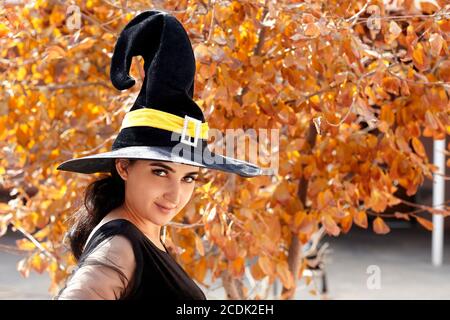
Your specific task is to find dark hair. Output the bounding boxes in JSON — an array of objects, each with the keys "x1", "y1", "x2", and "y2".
[{"x1": 67, "y1": 159, "x2": 136, "y2": 261}]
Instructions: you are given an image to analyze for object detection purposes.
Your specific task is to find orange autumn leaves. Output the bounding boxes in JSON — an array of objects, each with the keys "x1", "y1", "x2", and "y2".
[{"x1": 253, "y1": 256, "x2": 294, "y2": 290}]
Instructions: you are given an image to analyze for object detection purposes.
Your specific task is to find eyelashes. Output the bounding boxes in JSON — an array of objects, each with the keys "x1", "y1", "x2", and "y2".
[
  {"x1": 152, "y1": 169, "x2": 167, "y2": 177},
  {"x1": 152, "y1": 169, "x2": 198, "y2": 183},
  {"x1": 184, "y1": 176, "x2": 198, "y2": 183}
]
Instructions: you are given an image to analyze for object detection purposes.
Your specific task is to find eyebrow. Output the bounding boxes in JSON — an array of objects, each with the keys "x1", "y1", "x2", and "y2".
[{"x1": 149, "y1": 162, "x2": 199, "y2": 175}]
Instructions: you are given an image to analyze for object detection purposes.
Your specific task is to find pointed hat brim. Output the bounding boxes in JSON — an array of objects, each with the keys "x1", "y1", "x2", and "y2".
[{"x1": 56, "y1": 146, "x2": 274, "y2": 177}]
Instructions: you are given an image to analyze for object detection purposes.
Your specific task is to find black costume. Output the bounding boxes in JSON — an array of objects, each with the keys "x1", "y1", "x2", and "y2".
[{"x1": 55, "y1": 219, "x2": 206, "y2": 300}]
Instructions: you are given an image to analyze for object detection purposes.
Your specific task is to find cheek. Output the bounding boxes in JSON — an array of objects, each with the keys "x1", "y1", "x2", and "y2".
[
  {"x1": 141, "y1": 182, "x2": 161, "y2": 207},
  {"x1": 126, "y1": 172, "x2": 159, "y2": 206},
  {"x1": 179, "y1": 184, "x2": 196, "y2": 208}
]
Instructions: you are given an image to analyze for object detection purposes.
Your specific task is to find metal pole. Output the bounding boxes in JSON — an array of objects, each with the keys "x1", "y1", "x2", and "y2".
[{"x1": 432, "y1": 138, "x2": 445, "y2": 266}]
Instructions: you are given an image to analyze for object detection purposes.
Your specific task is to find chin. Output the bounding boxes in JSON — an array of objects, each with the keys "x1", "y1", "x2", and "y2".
[{"x1": 150, "y1": 215, "x2": 173, "y2": 226}]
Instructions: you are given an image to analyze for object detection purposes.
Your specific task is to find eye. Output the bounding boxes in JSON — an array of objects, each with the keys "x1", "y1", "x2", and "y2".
[
  {"x1": 152, "y1": 169, "x2": 168, "y2": 177},
  {"x1": 183, "y1": 175, "x2": 198, "y2": 183}
]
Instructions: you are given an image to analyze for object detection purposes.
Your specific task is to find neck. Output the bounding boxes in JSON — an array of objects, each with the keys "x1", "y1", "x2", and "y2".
[{"x1": 118, "y1": 202, "x2": 162, "y2": 243}]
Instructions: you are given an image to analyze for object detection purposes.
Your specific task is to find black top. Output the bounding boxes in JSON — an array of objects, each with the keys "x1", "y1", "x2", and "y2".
[{"x1": 80, "y1": 219, "x2": 207, "y2": 300}]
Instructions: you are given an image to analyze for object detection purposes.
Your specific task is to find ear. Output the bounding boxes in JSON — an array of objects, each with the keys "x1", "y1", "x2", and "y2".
[{"x1": 115, "y1": 159, "x2": 130, "y2": 181}]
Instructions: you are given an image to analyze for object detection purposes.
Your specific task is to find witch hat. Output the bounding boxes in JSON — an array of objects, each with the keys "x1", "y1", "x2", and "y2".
[{"x1": 57, "y1": 10, "x2": 272, "y2": 177}]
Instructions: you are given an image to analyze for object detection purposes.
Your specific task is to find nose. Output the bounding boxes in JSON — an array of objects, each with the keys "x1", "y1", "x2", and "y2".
[{"x1": 162, "y1": 179, "x2": 181, "y2": 206}]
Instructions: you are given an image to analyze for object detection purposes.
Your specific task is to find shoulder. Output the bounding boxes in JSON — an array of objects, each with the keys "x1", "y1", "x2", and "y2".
[
  {"x1": 55, "y1": 235, "x2": 137, "y2": 300},
  {"x1": 88, "y1": 234, "x2": 136, "y2": 277},
  {"x1": 83, "y1": 218, "x2": 140, "y2": 253}
]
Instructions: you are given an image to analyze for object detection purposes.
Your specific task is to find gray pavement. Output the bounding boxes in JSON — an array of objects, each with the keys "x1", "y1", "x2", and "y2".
[
  {"x1": 321, "y1": 223, "x2": 450, "y2": 300},
  {"x1": 0, "y1": 230, "x2": 51, "y2": 299}
]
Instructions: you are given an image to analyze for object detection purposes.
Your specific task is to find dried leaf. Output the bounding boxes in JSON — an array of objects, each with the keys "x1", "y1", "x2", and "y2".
[
  {"x1": 274, "y1": 181, "x2": 291, "y2": 205},
  {"x1": 44, "y1": 46, "x2": 66, "y2": 61},
  {"x1": 250, "y1": 260, "x2": 265, "y2": 280},
  {"x1": 258, "y1": 256, "x2": 274, "y2": 276},
  {"x1": 388, "y1": 21, "x2": 402, "y2": 40},
  {"x1": 317, "y1": 190, "x2": 334, "y2": 210},
  {"x1": 298, "y1": 214, "x2": 315, "y2": 235},
  {"x1": 276, "y1": 261, "x2": 294, "y2": 289},
  {"x1": 411, "y1": 137, "x2": 426, "y2": 158},
  {"x1": 415, "y1": 216, "x2": 433, "y2": 231},
  {"x1": 429, "y1": 33, "x2": 444, "y2": 57},
  {"x1": 230, "y1": 256, "x2": 245, "y2": 277},
  {"x1": 30, "y1": 252, "x2": 48, "y2": 274},
  {"x1": 425, "y1": 110, "x2": 439, "y2": 130},
  {"x1": 194, "y1": 43, "x2": 210, "y2": 63},
  {"x1": 68, "y1": 37, "x2": 96, "y2": 53},
  {"x1": 322, "y1": 214, "x2": 340, "y2": 236},
  {"x1": 412, "y1": 43, "x2": 429, "y2": 71},
  {"x1": 369, "y1": 189, "x2": 388, "y2": 213},
  {"x1": 373, "y1": 217, "x2": 390, "y2": 234},
  {"x1": 419, "y1": 1, "x2": 439, "y2": 14},
  {"x1": 382, "y1": 77, "x2": 401, "y2": 95},
  {"x1": 304, "y1": 23, "x2": 320, "y2": 37},
  {"x1": 223, "y1": 238, "x2": 238, "y2": 260},
  {"x1": 0, "y1": 23, "x2": 11, "y2": 37},
  {"x1": 354, "y1": 211, "x2": 368, "y2": 228},
  {"x1": 380, "y1": 104, "x2": 395, "y2": 125}
]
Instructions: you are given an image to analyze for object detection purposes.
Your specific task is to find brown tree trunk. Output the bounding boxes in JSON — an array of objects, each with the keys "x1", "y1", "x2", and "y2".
[
  {"x1": 281, "y1": 122, "x2": 318, "y2": 299},
  {"x1": 221, "y1": 270, "x2": 245, "y2": 299}
]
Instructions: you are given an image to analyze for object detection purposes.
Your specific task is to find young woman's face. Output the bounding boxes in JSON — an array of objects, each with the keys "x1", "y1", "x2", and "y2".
[{"x1": 117, "y1": 159, "x2": 200, "y2": 226}]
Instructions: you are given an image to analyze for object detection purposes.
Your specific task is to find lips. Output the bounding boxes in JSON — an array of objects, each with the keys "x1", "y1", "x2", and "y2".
[{"x1": 155, "y1": 202, "x2": 176, "y2": 212}]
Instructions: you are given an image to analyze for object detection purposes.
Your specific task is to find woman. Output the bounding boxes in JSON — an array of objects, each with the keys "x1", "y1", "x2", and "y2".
[{"x1": 54, "y1": 10, "x2": 270, "y2": 300}]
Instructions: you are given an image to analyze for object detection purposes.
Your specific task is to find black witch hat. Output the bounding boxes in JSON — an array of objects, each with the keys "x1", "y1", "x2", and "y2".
[{"x1": 57, "y1": 10, "x2": 272, "y2": 177}]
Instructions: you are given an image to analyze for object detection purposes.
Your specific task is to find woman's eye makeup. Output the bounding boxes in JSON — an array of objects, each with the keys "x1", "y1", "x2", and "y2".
[
  {"x1": 152, "y1": 169, "x2": 198, "y2": 183},
  {"x1": 152, "y1": 169, "x2": 167, "y2": 176},
  {"x1": 184, "y1": 175, "x2": 198, "y2": 183}
]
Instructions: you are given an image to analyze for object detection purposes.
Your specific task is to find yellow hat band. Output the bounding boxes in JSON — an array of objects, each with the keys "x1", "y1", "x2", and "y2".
[{"x1": 120, "y1": 108, "x2": 209, "y2": 140}]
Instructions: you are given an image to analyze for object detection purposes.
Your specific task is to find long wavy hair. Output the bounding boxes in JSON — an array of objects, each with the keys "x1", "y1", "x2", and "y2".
[{"x1": 67, "y1": 159, "x2": 136, "y2": 261}]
